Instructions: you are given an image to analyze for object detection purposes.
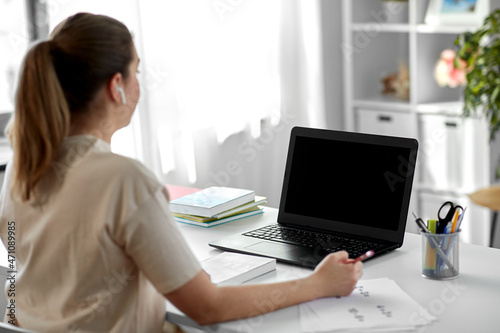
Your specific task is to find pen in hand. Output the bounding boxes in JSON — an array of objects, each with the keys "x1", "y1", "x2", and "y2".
[{"x1": 342, "y1": 250, "x2": 375, "y2": 264}]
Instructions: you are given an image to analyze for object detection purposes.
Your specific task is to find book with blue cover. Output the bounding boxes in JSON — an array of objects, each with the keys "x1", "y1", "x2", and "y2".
[
  {"x1": 173, "y1": 196, "x2": 267, "y2": 222},
  {"x1": 169, "y1": 186, "x2": 255, "y2": 217},
  {"x1": 174, "y1": 208, "x2": 264, "y2": 228}
]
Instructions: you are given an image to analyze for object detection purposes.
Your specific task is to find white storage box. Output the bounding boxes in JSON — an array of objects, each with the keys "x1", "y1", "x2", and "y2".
[
  {"x1": 418, "y1": 114, "x2": 489, "y2": 193},
  {"x1": 357, "y1": 109, "x2": 417, "y2": 138}
]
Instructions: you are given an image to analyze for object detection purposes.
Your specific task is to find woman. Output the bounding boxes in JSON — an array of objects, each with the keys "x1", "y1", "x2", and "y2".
[{"x1": 0, "y1": 13, "x2": 362, "y2": 333}]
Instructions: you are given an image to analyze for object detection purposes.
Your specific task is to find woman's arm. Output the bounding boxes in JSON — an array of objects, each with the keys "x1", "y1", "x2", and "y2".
[{"x1": 165, "y1": 251, "x2": 362, "y2": 326}]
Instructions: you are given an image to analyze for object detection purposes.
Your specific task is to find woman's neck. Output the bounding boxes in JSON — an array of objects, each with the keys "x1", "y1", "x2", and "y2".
[{"x1": 69, "y1": 109, "x2": 116, "y2": 144}]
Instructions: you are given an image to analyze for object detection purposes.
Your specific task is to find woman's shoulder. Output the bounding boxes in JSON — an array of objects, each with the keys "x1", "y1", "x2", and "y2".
[
  {"x1": 92, "y1": 151, "x2": 160, "y2": 189},
  {"x1": 63, "y1": 135, "x2": 162, "y2": 193}
]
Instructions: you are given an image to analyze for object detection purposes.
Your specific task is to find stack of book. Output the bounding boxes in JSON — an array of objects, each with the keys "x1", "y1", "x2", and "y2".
[
  {"x1": 201, "y1": 252, "x2": 276, "y2": 285},
  {"x1": 169, "y1": 186, "x2": 266, "y2": 228}
]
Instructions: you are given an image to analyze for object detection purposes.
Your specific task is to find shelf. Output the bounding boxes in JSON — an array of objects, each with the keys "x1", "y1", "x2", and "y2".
[
  {"x1": 350, "y1": 24, "x2": 480, "y2": 35},
  {"x1": 416, "y1": 24, "x2": 480, "y2": 34},
  {"x1": 352, "y1": 23, "x2": 411, "y2": 33},
  {"x1": 415, "y1": 183, "x2": 474, "y2": 197},
  {"x1": 343, "y1": 0, "x2": 494, "y2": 245},
  {"x1": 416, "y1": 101, "x2": 463, "y2": 115},
  {"x1": 354, "y1": 96, "x2": 410, "y2": 112}
]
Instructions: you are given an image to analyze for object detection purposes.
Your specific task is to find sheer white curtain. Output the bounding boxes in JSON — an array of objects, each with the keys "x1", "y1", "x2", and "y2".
[
  {"x1": 46, "y1": 0, "x2": 327, "y2": 206},
  {"x1": 137, "y1": 0, "x2": 326, "y2": 206},
  {"x1": 0, "y1": 0, "x2": 27, "y2": 114},
  {"x1": 137, "y1": 0, "x2": 282, "y2": 183}
]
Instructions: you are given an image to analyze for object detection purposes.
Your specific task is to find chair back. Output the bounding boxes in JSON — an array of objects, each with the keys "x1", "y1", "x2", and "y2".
[{"x1": 0, "y1": 322, "x2": 37, "y2": 333}]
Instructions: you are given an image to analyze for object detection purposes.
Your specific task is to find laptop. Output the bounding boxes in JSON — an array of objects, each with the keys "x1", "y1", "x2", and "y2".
[{"x1": 209, "y1": 126, "x2": 419, "y2": 268}]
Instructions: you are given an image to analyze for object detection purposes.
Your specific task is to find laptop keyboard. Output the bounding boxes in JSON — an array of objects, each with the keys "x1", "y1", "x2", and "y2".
[{"x1": 243, "y1": 225, "x2": 387, "y2": 258}]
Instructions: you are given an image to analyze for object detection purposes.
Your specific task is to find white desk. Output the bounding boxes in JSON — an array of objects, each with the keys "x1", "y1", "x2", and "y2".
[{"x1": 167, "y1": 207, "x2": 500, "y2": 333}]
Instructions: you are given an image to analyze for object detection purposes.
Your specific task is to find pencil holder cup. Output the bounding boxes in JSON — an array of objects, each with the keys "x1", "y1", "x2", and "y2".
[{"x1": 421, "y1": 230, "x2": 460, "y2": 280}]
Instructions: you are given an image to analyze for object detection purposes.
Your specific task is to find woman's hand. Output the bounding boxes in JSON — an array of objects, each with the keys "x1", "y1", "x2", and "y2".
[
  {"x1": 166, "y1": 250, "x2": 363, "y2": 325},
  {"x1": 309, "y1": 251, "x2": 363, "y2": 298}
]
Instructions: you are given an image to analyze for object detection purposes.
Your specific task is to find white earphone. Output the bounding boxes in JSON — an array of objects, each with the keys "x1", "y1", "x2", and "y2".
[{"x1": 116, "y1": 86, "x2": 127, "y2": 105}]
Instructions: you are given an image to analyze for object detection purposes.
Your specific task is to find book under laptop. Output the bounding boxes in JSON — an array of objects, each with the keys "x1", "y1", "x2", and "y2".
[{"x1": 209, "y1": 126, "x2": 419, "y2": 268}]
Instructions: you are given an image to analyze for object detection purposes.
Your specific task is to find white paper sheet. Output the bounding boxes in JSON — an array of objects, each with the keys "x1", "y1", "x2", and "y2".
[{"x1": 299, "y1": 278, "x2": 436, "y2": 333}]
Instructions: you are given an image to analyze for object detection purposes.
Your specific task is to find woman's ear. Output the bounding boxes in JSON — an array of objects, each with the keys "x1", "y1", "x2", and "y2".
[{"x1": 108, "y1": 73, "x2": 125, "y2": 105}]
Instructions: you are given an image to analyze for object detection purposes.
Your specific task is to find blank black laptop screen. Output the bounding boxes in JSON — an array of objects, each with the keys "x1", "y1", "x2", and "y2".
[{"x1": 284, "y1": 135, "x2": 413, "y2": 232}]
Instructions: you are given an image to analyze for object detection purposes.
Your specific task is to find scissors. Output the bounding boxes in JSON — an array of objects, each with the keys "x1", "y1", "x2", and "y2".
[{"x1": 437, "y1": 201, "x2": 464, "y2": 234}]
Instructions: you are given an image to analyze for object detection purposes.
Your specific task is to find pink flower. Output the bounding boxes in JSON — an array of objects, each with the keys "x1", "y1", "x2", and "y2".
[{"x1": 434, "y1": 49, "x2": 467, "y2": 88}]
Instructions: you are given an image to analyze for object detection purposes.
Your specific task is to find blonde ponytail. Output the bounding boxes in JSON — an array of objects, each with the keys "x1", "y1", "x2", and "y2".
[{"x1": 8, "y1": 41, "x2": 70, "y2": 201}]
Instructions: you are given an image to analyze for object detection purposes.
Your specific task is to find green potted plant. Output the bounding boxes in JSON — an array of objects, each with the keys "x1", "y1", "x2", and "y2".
[
  {"x1": 455, "y1": 9, "x2": 500, "y2": 178},
  {"x1": 455, "y1": 10, "x2": 500, "y2": 243},
  {"x1": 455, "y1": 9, "x2": 500, "y2": 141}
]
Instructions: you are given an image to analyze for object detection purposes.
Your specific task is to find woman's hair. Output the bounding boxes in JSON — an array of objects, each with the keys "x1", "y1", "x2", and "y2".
[{"x1": 6, "y1": 13, "x2": 133, "y2": 201}]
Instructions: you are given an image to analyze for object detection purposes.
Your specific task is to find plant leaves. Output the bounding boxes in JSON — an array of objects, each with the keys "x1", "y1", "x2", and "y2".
[{"x1": 456, "y1": 9, "x2": 500, "y2": 141}]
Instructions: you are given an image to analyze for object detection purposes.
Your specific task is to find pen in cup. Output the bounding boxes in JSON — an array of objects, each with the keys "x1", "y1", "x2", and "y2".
[
  {"x1": 412, "y1": 211, "x2": 458, "y2": 277},
  {"x1": 411, "y1": 211, "x2": 429, "y2": 232}
]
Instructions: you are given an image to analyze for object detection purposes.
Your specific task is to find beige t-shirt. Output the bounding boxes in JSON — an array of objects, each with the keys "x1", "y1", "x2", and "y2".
[{"x1": 0, "y1": 135, "x2": 201, "y2": 333}]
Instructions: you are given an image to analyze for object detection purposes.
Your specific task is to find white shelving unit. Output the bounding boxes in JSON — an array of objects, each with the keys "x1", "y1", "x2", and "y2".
[{"x1": 341, "y1": 0, "x2": 499, "y2": 246}]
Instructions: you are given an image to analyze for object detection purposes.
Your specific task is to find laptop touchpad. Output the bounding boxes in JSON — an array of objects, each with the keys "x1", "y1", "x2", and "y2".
[{"x1": 245, "y1": 241, "x2": 301, "y2": 255}]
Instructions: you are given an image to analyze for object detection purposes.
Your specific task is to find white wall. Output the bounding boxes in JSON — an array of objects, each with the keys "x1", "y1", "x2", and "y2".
[{"x1": 320, "y1": 0, "x2": 344, "y2": 130}]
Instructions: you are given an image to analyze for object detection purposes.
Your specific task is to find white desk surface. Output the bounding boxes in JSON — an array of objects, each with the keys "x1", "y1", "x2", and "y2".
[{"x1": 167, "y1": 207, "x2": 500, "y2": 333}]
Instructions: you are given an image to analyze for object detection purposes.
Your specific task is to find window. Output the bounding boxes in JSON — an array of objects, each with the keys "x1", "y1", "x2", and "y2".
[
  {"x1": 0, "y1": 0, "x2": 28, "y2": 166},
  {"x1": 137, "y1": 1, "x2": 282, "y2": 183},
  {"x1": 0, "y1": 0, "x2": 28, "y2": 133}
]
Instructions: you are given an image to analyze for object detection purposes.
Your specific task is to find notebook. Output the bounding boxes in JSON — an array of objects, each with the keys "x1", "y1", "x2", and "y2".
[{"x1": 209, "y1": 126, "x2": 419, "y2": 268}]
